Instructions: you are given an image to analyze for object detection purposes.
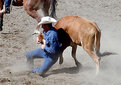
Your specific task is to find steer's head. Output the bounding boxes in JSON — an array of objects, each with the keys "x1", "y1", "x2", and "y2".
[{"x1": 37, "y1": 33, "x2": 44, "y2": 44}]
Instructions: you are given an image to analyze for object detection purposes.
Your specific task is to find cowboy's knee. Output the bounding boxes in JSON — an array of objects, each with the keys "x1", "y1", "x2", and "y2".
[
  {"x1": 51, "y1": 57, "x2": 58, "y2": 64},
  {"x1": 26, "y1": 52, "x2": 33, "y2": 59}
]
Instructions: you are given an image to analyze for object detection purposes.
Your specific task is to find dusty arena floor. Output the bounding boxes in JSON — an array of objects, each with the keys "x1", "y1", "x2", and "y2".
[{"x1": 0, "y1": 0, "x2": 121, "y2": 85}]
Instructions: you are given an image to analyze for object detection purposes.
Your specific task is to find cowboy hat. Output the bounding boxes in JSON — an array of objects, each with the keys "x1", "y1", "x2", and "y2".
[{"x1": 38, "y1": 16, "x2": 57, "y2": 26}]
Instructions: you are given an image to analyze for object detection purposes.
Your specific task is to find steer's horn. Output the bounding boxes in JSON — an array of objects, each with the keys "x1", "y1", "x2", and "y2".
[{"x1": 32, "y1": 29, "x2": 40, "y2": 35}]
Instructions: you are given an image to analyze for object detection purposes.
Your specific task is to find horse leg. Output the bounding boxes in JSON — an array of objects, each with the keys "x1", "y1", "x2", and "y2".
[
  {"x1": 49, "y1": 0, "x2": 57, "y2": 18},
  {"x1": 82, "y1": 36, "x2": 100, "y2": 75},
  {"x1": 23, "y1": 0, "x2": 42, "y2": 34},
  {"x1": 23, "y1": 5, "x2": 41, "y2": 23},
  {"x1": 71, "y1": 43, "x2": 81, "y2": 68},
  {"x1": 42, "y1": 0, "x2": 50, "y2": 16},
  {"x1": 42, "y1": 0, "x2": 57, "y2": 18}
]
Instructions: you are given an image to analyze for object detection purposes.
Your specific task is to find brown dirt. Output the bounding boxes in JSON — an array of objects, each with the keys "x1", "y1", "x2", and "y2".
[{"x1": 0, "y1": 0, "x2": 121, "y2": 85}]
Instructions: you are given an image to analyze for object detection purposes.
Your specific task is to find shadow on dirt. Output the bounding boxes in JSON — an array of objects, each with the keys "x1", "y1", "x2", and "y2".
[
  {"x1": 41, "y1": 65, "x2": 95, "y2": 78},
  {"x1": 99, "y1": 51, "x2": 117, "y2": 57},
  {"x1": 51, "y1": 67, "x2": 80, "y2": 74},
  {"x1": 42, "y1": 65, "x2": 94, "y2": 77},
  {"x1": 41, "y1": 67, "x2": 80, "y2": 77}
]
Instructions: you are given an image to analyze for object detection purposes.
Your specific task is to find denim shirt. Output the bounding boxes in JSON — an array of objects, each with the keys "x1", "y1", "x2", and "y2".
[{"x1": 43, "y1": 27, "x2": 60, "y2": 56}]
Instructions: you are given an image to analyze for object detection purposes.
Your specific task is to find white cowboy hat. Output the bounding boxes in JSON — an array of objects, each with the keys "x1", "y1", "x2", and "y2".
[{"x1": 38, "y1": 16, "x2": 57, "y2": 26}]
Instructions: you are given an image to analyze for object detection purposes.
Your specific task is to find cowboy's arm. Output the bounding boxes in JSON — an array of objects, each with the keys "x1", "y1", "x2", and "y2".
[
  {"x1": 41, "y1": 41, "x2": 46, "y2": 49},
  {"x1": 44, "y1": 33, "x2": 58, "y2": 55},
  {"x1": 36, "y1": 37, "x2": 46, "y2": 49}
]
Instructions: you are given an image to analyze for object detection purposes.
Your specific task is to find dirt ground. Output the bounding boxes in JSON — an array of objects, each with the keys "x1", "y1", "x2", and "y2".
[{"x1": 0, "y1": 0, "x2": 121, "y2": 85}]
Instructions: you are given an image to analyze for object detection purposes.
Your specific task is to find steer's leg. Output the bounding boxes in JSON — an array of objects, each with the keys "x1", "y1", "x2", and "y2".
[
  {"x1": 71, "y1": 44, "x2": 81, "y2": 68},
  {"x1": 59, "y1": 52, "x2": 63, "y2": 65},
  {"x1": 95, "y1": 31, "x2": 101, "y2": 56},
  {"x1": 82, "y1": 36, "x2": 100, "y2": 75},
  {"x1": 59, "y1": 45, "x2": 68, "y2": 65}
]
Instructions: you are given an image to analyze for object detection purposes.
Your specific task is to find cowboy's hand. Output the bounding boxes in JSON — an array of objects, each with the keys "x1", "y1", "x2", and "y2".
[
  {"x1": 36, "y1": 37, "x2": 42, "y2": 44},
  {"x1": 41, "y1": 44, "x2": 46, "y2": 49}
]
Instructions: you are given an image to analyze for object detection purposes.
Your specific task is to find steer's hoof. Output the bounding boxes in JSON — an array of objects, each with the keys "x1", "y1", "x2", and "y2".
[{"x1": 59, "y1": 56, "x2": 63, "y2": 65}]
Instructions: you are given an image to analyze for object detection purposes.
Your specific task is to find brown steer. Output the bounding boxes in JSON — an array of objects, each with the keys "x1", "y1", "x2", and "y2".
[{"x1": 55, "y1": 16, "x2": 101, "y2": 74}]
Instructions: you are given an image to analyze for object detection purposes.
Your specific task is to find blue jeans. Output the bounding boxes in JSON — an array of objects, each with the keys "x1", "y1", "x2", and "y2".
[
  {"x1": 5, "y1": 0, "x2": 11, "y2": 9},
  {"x1": 26, "y1": 48, "x2": 59, "y2": 75}
]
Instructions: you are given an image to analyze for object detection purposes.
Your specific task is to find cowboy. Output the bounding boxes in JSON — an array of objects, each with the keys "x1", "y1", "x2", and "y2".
[
  {"x1": 26, "y1": 16, "x2": 60, "y2": 76},
  {"x1": 0, "y1": 0, "x2": 11, "y2": 14}
]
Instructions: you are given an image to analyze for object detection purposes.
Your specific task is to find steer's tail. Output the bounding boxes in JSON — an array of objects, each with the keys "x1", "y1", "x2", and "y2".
[
  {"x1": 50, "y1": 0, "x2": 57, "y2": 18},
  {"x1": 94, "y1": 23, "x2": 101, "y2": 56}
]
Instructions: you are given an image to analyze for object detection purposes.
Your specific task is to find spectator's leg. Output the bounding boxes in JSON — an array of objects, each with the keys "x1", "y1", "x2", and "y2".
[{"x1": 5, "y1": 0, "x2": 11, "y2": 13}]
